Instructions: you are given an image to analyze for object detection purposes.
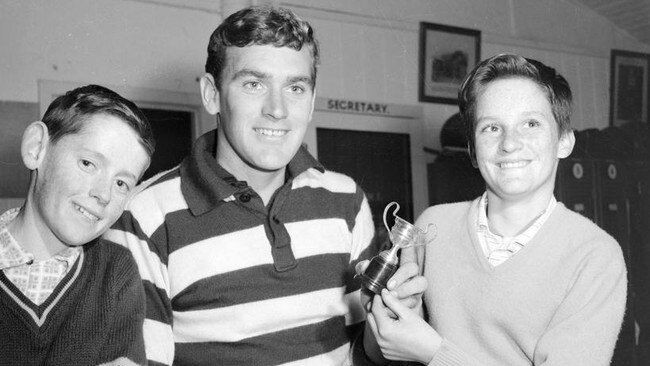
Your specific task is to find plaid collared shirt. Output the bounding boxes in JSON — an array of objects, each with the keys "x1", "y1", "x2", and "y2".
[
  {"x1": 477, "y1": 193, "x2": 557, "y2": 266},
  {"x1": 0, "y1": 208, "x2": 81, "y2": 305}
]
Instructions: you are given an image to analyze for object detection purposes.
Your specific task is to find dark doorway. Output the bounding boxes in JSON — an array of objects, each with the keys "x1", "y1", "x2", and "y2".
[
  {"x1": 140, "y1": 108, "x2": 193, "y2": 181},
  {"x1": 316, "y1": 128, "x2": 413, "y2": 228}
]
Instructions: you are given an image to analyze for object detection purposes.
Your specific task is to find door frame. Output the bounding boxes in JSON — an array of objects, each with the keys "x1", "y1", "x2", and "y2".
[{"x1": 304, "y1": 97, "x2": 428, "y2": 218}]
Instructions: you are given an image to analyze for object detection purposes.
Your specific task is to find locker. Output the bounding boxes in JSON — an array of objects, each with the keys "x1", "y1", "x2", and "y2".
[
  {"x1": 596, "y1": 160, "x2": 635, "y2": 365},
  {"x1": 554, "y1": 158, "x2": 598, "y2": 221},
  {"x1": 628, "y1": 161, "x2": 650, "y2": 364}
]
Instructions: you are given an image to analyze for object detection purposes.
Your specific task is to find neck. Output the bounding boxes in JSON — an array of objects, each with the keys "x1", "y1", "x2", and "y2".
[
  {"x1": 8, "y1": 201, "x2": 68, "y2": 261},
  {"x1": 485, "y1": 190, "x2": 553, "y2": 237},
  {"x1": 238, "y1": 168, "x2": 286, "y2": 206},
  {"x1": 215, "y1": 131, "x2": 290, "y2": 206}
]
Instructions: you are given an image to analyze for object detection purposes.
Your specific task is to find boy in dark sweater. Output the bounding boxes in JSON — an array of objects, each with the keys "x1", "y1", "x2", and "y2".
[{"x1": 0, "y1": 85, "x2": 155, "y2": 365}]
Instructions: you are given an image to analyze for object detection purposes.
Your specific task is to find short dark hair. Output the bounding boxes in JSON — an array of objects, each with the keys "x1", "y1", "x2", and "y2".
[
  {"x1": 205, "y1": 6, "x2": 320, "y2": 90},
  {"x1": 42, "y1": 84, "x2": 155, "y2": 157},
  {"x1": 458, "y1": 53, "x2": 573, "y2": 153}
]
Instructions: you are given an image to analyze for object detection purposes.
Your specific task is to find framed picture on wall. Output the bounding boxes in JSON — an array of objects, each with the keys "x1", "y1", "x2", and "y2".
[
  {"x1": 610, "y1": 49, "x2": 650, "y2": 127},
  {"x1": 418, "y1": 22, "x2": 481, "y2": 104}
]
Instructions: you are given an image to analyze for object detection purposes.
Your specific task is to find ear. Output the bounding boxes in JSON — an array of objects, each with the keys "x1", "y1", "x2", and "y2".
[
  {"x1": 200, "y1": 73, "x2": 220, "y2": 116},
  {"x1": 557, "y1": 129, "x2": 575, "y2": 159},
  {"x1": 21, "y1": 122, "x2": 49, "y2": 170}
]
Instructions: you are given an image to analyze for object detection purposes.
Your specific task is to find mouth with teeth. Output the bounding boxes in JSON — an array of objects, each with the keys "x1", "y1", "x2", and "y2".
[
  {"x1": 74, "y1": 204, "x2": 100, "y2": 222},
  {"x1": 498, "y1": 161, "x2": 529, "y2": 169},
  {"x1": 254, "y1": 128, "x2": 287, "y2": 137}
]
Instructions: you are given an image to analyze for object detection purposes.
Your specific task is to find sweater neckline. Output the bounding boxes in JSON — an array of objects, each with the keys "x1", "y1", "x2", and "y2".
[
  {"x1": 0, "y1": 248, "x2": 85, "y2": 330},
  {"x1": 466, "y1": 199, "x2": 567, "y2": 273}
]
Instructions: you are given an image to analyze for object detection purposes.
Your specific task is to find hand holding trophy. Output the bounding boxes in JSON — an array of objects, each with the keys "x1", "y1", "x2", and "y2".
[{"x1": 360, "y1": 202, "x2": 434, "y2": 295}]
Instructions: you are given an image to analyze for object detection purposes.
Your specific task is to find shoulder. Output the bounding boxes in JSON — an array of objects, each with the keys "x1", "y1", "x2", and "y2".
[
  {"x1": 81, "y1": 240, "x2": 142, "y2": 295},
  {"x1": 132, "y1": 166, "x2": 181, "y2": 202},
  {"x1": 553, "y1": 204, "x2": 617, "y2": 245},
  {"x1": 293, "y1": 167, "x2": 359, "y2": 195},
  {"x1": 83, "y1": 241, "x2": 145, "y2": 314},
  {"x1": 85, "y1": 239, "x2": 139, "y2": 272},
  {"x1": 126, "y1": 167, "x2": 185, "y2": 218},
  {"x1": 416, "y1": 200, "x2": 474, "y2": 227},
  {"x1": 550, "y1": 204, "x2": 624, "y2": 266}
]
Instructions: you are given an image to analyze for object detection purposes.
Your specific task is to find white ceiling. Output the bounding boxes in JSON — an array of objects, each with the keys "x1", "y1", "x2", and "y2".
[{"x1": 574, "y1": 0, "x2": 650, "y2": 45}]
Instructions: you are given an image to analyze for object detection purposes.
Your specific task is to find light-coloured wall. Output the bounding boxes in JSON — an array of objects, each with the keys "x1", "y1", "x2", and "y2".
[
  {"x1": 2, "y1": 0, "x2": 648, "y2": 145},
  {"x1": 281, "y1": 0, "x2": 650, "y2": 151},
  {"x1": 0, "y1": 0, "x2": 219, "y2": 102},
  {"x1": 1, "y1": 0, "x2": 649, "y2": 207}
]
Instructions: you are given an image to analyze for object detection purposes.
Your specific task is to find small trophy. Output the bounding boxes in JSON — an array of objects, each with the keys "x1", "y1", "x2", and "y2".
[{"x1": 360, "y1": 202, "x2": 434, "y2": 294}]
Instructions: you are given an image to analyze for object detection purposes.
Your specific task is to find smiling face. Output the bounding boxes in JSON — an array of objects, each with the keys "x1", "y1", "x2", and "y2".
[
  {"x1": 474, "y1": 77, "x2": 574, "y2": 202},
  {"x1": 212, "y1": 44, "x2": 315, "y2": 175},
  {"x1": 31, "y1": 114, "x2": 150, "y2": 248}
]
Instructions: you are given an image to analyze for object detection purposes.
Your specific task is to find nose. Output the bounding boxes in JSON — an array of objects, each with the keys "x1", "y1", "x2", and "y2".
[
  {"x1": 262, "y1": 88, "x2": 288, "y2": 120},
  {"x1": 89, "y1": 176, "x2": 112, "y2": 206},
  {"x1": 499, "y1": 128, "x2": 523, "y2": 153}
]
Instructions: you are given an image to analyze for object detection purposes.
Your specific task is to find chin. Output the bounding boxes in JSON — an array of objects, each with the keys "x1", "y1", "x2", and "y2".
[
  {"x1": 61, "y1": 230, "x2": 101, "y2": 247},
  {"x1": 255, "y1": 158, "x2": 292, "y2": 172}
]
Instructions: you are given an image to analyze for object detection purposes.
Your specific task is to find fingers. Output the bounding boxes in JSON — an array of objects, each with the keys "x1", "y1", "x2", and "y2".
[
  {"x1": 386, "y1": 262, "x2": 419, "y2": 291},
  {"x1": 379, "y1": 289, "x2": 409, "y2": 319},
  {"x1": 392, "y1": 275, "x2": 427, "y2": 299},
  {"x1": 355, "y1": 260, "x2": 370, "y2": 276},
  {"x1": 399, "y1": 245, "x2": 419, "y2": 266},
  {"x1": 370, "y1": 293, "x2": 393, "y2": 327},
  {"x1": 396, "y1": 295, "x2": 419, "y2": 309},
  {"x1": 366, "y1": 311, "x2": 378, "y2": 336}
]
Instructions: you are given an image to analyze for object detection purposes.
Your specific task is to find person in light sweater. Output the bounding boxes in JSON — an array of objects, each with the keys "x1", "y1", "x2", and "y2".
[{"x1": 364, "y1": 54, "x2": 627, "y2": 365}]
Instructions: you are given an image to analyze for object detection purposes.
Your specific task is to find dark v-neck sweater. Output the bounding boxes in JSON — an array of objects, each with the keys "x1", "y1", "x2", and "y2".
[{"x1": 0, "y1": 239, "x2": 146, "y2": 365}]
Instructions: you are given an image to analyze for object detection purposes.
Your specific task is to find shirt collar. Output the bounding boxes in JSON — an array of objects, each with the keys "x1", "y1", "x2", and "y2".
[
  {"x1": 476, "y1": 192, "x2": 558, "y2": 238},
  {"x1": 52, "y1": 246, "x2": 82, "y2": 268},
  {"x1": 477, "y1": 192, "x2": 490, "y2": 231},
  {"x1": 0, "y1": 208, "x2": 81, "y2": 270},
  {"x1": 180, "y1": 130, "x2": 324, "y2": 216},
  {"x1": 0, "y1": 208, "x2": 33, "y2": 269}
]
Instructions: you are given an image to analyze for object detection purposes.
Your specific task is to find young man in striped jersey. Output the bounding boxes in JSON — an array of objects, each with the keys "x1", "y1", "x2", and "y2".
[{"x1": 105, "y1": 5, "x2": 425, "y2": 365}]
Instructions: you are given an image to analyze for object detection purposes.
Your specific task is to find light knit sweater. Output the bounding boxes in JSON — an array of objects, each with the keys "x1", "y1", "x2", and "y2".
[{"x1": 418, "y1": 198, "x2": 627, "y2": 366}]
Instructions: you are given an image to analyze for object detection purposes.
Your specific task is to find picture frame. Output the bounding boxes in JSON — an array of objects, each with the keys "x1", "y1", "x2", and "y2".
[
  {"x1": 610, "y1": 49, "x2": 650, "y2": 127},
  {"x1": 418, "y1": 22, "x2": 481, "y2": 104}
]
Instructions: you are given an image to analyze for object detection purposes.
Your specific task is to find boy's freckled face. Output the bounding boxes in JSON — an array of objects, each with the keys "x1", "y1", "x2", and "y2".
[
  {"x1": 33, "y1": 114, "x2": 150, "y2": 247},
  {"x1": 473, "y1": 77, "x2": 567, "y2": 201}
]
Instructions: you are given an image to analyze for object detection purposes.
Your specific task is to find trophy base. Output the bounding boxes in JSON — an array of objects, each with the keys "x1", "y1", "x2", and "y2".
[{"x1": 360, "y1": 255, "x2": 398, "y2": 295}]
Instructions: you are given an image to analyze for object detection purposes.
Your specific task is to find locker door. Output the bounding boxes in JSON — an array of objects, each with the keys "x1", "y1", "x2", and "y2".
[
  {"x1": 555, "y1": 158, "x2": 598, "y2": 221},
  {"x1": 629, "y1": 161, "x2": 650, "y2": 364},
  {"x1": 317, "y1": 128, "x2": 414, "y2": 226},
  {"x1": 597, "y1": 160, "x2": 635, "y2": 366}
]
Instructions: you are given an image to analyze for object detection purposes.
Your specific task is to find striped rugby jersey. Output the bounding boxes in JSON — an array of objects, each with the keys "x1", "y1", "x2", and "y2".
[{"x1": 104, "y1": 130, "x2": 379, "y2": 365}]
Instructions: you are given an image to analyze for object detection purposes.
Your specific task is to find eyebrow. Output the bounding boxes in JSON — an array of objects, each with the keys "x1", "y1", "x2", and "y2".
[
  {"x1": 478, "y1": 110, "x2": 550, "y2": 120},
  {"x1": 288, "y1": 76, "x2": 314, "y2": 87},
  {"x1": 232, "y1": 68, "x2": 268, "y2": 81},
  {"x1": 232, "y1": 68, "x2": 314, "y2": 87}
]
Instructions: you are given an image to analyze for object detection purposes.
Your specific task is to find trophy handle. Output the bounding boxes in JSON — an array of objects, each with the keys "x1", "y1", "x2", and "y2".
[
  {"x1": 383, "y1": 201, "x2": 400, "y2": 233},
  {"x1": 421, "y1": 223, "x2": 437, "y2": 245}
]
